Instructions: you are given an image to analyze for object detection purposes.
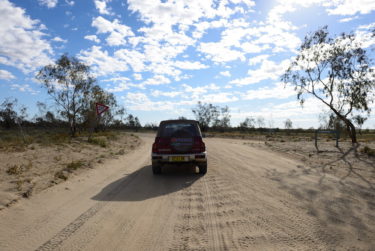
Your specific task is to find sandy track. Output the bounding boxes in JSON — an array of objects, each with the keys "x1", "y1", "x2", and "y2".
[{"x1": 0, "y1": 135, "x2": 374, "y2": 250}]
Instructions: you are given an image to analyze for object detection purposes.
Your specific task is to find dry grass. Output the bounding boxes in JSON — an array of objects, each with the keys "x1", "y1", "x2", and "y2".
[
  {"x1": 66, "y1": 160, "x2": 86, "y2": 170},
  {"x1": 208, "y1": 129, "x2": 375, "y2": 143},
  {"x1": 88, "y1": 137, "x2": 107, "y2": 148},
  {"x1": 0, "y1": 129, "x2": 142, "y2": 210},
  {"x1": 0, "y1": 128, "x2": 71, "y2": 151}
]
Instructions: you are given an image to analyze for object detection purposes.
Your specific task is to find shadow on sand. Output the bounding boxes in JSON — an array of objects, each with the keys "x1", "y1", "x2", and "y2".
[
  {"x1": 265, "y1": 144, "x2": 375, "y2": 244},
  {"x1": 92, "y1": 164, "x2": 202, "y2": 202}
]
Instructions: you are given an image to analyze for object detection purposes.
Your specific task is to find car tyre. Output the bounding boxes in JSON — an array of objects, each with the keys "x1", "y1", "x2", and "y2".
[
  {"x1": 198, "y1": 162, "x2": 207, "y2": 175},
  {"x1": 152, "y1": 164, "x2": 162, "y2": 174}
]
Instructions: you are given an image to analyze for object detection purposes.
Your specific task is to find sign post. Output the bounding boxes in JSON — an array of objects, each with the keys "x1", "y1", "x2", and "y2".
[
  {"x1": 314, "y1": 130, "x2": 340, "y2": 152},
  {"x1": 88, "y1": 103, "x2": 109, "y2": 141}
]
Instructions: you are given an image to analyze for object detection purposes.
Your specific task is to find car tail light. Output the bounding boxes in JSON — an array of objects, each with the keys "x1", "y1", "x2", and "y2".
[
  {"x1": 192, "y1": 136, "x2": 205, "y2": 153},
  {"x1": 152, "y1": 137, "x2": 172, "y2": 153}
]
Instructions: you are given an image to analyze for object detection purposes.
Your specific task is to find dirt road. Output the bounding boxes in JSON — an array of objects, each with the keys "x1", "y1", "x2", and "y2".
[{"x1": 1, "y1": 134, "x2": 374, "y2": 250}]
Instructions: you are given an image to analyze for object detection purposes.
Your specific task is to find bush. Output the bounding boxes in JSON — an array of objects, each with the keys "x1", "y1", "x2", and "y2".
[
  {"x1": 88, "y1": 137, "x2": 107, "y2": 147},
  {"x1": 55, "y1": 170, "x2": 68, "y2": 180},
  {"x1": 361, "y1": 146, "x2": 375, "y2": 157},
  {"x1": 7, "y1": 165, "x2": 23, "y2": 175},
  {"x1": 66, "y1": 160, "x2": 85, "y2": 170},
  {"x1": 6, "y1": 161, "x2": 32, "y2": 175}
]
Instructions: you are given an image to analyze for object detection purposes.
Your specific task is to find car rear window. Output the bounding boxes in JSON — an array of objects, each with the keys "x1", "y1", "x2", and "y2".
[{"x1": 158, "y1": 123, "x2": 200, "y2": 137}]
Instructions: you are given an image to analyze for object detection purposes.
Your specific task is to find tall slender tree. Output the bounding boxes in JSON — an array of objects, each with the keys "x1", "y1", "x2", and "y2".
[{"x1": 37, "y1": 54, "x2": 96, "y2": 136}]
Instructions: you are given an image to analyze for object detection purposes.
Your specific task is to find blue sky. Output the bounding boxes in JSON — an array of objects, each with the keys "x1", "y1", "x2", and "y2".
[{"x1": 1, "y1": 0, "x2": 375, "y2": 128}]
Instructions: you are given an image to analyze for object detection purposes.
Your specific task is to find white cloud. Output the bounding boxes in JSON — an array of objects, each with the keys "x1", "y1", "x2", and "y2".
[
  {"x1": 127, "y1": 0, "x2": 246, "y2": 27},
  {"x1": 141, "y1": 75, "x2": 171, "y2": 86},
  {"x1": 177, "y1": 83, "x2": 239, "y2": 105},
  {"x1": 65, "y1": 0, "x2": 74, "y2": 6},
  {"x1": 339, "y1": 15, "x2": 359, "y2": 23},
  {"x1": 103, "y1": 76, "x2": 130, "y2": 92},
  {"x1": 38, "y1": 0, "x2": 58, "y2": 8},
  {"x1": 199, "y1": 42, "x2": 246, "y2": 63},
  {"x1": 0, "y1": 69, "x2": 15, "y2": 80},
  {"x1": 265, "y1": 98, "x2": 325, "y2": 118},
  {"x1": 242, "y1": 82, "x2": 295, "y2": 100},
  {"x1": 248, "y1": 54, "x2": 269, "y2": 65},
  {"x1": 106, "y1": 82, "x2": 129, "y2": 92},
  {"x1": 82, "y1": 1, "x2": 260, "y2": 80},
  {"x1": 84, "y1": 35, "x2": 100, "y2": 43},
  {"x1": 196, "y1": 14, "x2": 300, "y2": 64},
  {"x1": 0, "y1": 0, "x2": 53, "y2": 73},
  {"x1": 272, "y1": 0, "x2": 375, "y2": 17},
  {"x1": 94, "y1": 0, "x2": 112, "y2": 15},
  {"x1": 182, "y1": 83, "x2": 220, "y2": 97},
  {"x1": 326, "y1": 0, "x2": 375, "y2": 16},
  {"x1": 230, "y1": 59, "x2": 290, "y2": 86},
  {"x1": 52, "y1": 36, "x2": 67, "y2": 43},
  {"x1": 173, "y1": 60, "x2": 209, "y2": 70},
  {"x1": 151, "y1": 90, "x2": 182, "y2": 98},
  {"x1": 199, "y1": 92, "x2": 239, "y2": 103},
  {"x1": 125, "y1": 88, "x2": 239, "y2": 112},
  {"x1": 92, "y1": 16, "x2": 134, "y2": 46},
  {"x1": 126, "y1": 92, "x2": 175, "y2": 111},
  {"x1": 114, "y1": 49, "x2": 145, "y2": 72},
  {"x1": 220, "y1": 71, "x2": 231, "y2": 77},
  {"x1": 231, "y1": 97, "x2": 326, "y2": 127},
  {"x1": 78, "y1": 46, "x2": 128, "y2": 76},
  {"x1": 355, "y1": 22, "x2": 375, "y2": 48},
  {"x1": 10, "y1": 83, "x2": 39, "y2": 95},
  {"x1": 133, "y1": 73, "x2": 142, "y2": 80}
]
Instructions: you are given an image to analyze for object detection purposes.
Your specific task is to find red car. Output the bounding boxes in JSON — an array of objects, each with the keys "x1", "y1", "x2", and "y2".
[{"x1": 151, "y1": 120, "x2": 207, "y2": 174}]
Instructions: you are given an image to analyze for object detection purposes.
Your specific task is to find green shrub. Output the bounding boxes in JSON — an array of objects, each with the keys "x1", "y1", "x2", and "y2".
[{"x1": 88, "y1": 137, "x2": 107, "y2": 147}]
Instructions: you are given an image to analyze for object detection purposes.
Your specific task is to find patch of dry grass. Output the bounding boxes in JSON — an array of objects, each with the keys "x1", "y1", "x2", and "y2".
[
  {"x1": 88, "y1": 137, "x2": 107, "y2": 148},
  {"x1": 361, "y1": 146, "x2": 375, "y2": 157}
]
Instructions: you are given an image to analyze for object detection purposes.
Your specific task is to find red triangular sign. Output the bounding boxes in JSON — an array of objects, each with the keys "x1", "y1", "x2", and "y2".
[{"x1": 96, "y1": 103, "x2": 109, "y2": 115}]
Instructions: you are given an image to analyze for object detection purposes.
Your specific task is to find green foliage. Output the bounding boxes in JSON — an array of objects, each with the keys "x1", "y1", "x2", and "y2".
[
  {"x1": 239, "y1": 117, "x2": 256, "y2": 129},
  {"x1": 192, "y1": 102, "x2": 231, "y2": 131},
  {"x1": 212, "y1": 106, "x2": 231, "y2": 129},
  {"x1": 192, "y1": 102, "x2": 219, "y2": 131},
  {"x1": 284, "y1": 118, "x2": 293, "y2": 130},
  {"x1": 124, "y1": 114, "x2": 141, "y2": 128},
  {"x1": 36, "y1": 54, "x2": 96, "y2": 137},
  {"x1": 0, "y1": 98, "x2": 27, "y2": 129}
]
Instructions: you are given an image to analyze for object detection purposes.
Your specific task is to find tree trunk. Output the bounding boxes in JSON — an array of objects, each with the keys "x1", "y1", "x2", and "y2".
[
  {"x1": 347, "y1": 121, "x2": 357, "y2": 144},
  {"x1": 72, "y1": 116, "x2": 77, "y2": 137},
  {"x1": 330, "y1": 109, "x2": 357, "y2": 145},
  {"x1": 343, "y1": 118, "x2": 357, "y2": 144}
]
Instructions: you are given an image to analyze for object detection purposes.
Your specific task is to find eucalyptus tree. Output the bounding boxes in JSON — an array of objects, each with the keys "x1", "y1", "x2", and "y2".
[
  {"x1": 37, "y1": 54, "x2": 95, "y2": 136},
  {"x1": 192, "y1": 102, "x2": 220, "y2": 131},
  {"x1": 282, "y1": 26, "x2": 375, "y2": 143}
]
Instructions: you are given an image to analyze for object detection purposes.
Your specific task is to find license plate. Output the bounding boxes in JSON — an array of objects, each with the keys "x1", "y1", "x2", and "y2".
[{"x1": 170, "y1": 156, "x2": 185, "y2": 162}]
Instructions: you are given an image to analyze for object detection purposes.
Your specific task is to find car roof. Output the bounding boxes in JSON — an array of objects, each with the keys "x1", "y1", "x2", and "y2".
[{"x1": 159, "y1": 119, "x2": 198, "y2": 124}]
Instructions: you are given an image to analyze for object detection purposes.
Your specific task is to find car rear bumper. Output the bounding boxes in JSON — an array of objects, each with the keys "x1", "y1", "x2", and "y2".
[{"x1": 151, "y1": 152, "x2": 207, "y2": 165}]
